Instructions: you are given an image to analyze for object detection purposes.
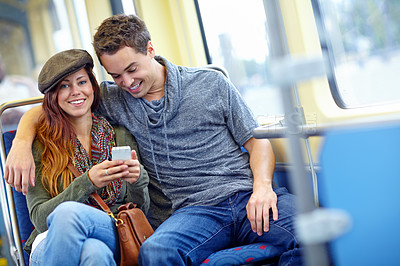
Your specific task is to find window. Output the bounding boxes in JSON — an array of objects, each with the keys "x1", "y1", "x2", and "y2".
[
  {"x1": 0, "y1": 17, "x2": 40, "y2": 131},
  {"x1": 196, "y1": 0, "x2": 283, "y2": 124},
  {"x1": 49, "y1": 0, "x2": 74, "y2": 52},
  {"x1": 121, "y1": 0, "x2": 137, "y2": 15},
  {"x1": 315, "y1": 0, "x2": 400, "y2": 108}
]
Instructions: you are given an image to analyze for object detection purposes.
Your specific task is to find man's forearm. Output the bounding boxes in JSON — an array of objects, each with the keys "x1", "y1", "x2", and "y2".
[
  {"x1": 13, "y1": 105, "x2": 42, "y2": 145},
  {"x1": 4, "y1": 105, "x2": 42, "y2": 194},
  {"x1": 243, "y1": 137, "x2": 278, "y2": 235},
  {"x1": 244, "y1": 137, "x2": 275, "y2": 187}
]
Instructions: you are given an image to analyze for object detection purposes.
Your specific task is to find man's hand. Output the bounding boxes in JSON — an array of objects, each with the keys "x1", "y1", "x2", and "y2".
[
  {"x1": 246, "y1": 186, "x2": 278, "y2": 236},
  {"x1": 243, "y1": 137, "x2": 277, "y2": 236},
  {"x1": 4, "y1": 139, "x2": 36, "y2": 195}
]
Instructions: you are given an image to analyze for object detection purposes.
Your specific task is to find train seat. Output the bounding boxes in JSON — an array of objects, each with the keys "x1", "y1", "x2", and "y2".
[
  {"x1": 201, "y1": 243, "x2": 281, "y2": 265},
  {"x1": 2, "y1": 130, "x2": 33, "y2": 265},
  {"x1": 318, "y1": 121, "x2": 400, "y2": 265}
]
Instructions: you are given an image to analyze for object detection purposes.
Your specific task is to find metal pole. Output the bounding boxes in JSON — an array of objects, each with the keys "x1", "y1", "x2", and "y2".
[{"x1": 262, "y1": 1, "x2": 329, "y2": 265}]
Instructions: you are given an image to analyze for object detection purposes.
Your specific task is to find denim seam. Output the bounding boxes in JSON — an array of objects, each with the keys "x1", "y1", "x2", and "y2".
[
  {"x1": 228, "y1": 197, "x2": 238, "y2": 240},
  {"x1": 228, "y1": 192, "x2": 239, "y2": 205},
  {"x1": 274, "y1": 220, "x2": 298, "y2": 239},
  {"x1": 271, "y1": 221, "x2": 299, "y2": 265},
  {"x1": 185, "y1": 221, "x2": 234, "y2": 258}
]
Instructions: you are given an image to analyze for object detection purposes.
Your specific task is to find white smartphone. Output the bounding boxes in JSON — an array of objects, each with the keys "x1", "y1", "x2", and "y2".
[{"x1": 112, "y1": 146, "x2": 131, "y2": 161}]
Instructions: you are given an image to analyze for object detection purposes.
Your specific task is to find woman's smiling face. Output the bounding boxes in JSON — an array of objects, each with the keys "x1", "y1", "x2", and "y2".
[{"x1": 56, "y1": 68, "x2": 94, "y2": 120}]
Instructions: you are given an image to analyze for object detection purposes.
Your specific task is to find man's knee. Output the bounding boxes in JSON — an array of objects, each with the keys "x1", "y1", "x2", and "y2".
[
  {"x1": 139, "y1": 237, "x2": 156, "y2": 257},
  {"x1": 139, "y1": 235, "x2": 184, "y2": 264}
]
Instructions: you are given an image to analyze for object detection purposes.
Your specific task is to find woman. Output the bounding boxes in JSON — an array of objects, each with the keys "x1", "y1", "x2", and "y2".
[{"x1": 24, "y1": 49, "x2": 149, "y2": 265}]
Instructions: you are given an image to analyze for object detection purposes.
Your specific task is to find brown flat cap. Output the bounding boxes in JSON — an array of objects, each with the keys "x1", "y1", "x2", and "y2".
[{"x1": 38, "y1": 49, "x2": 94, "y2": 94}]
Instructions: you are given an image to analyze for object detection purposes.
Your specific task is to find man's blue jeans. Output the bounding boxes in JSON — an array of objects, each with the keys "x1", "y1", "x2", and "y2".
[
  {"x1": 139, "y1": 187, "x2": 302, "y2": 265},
  {"x1": 30, "y1": 201, "x2": 119, "y2": 266}
]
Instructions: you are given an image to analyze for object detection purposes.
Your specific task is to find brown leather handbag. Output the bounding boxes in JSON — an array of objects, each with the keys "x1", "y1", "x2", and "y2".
[
  {"x1": 91, "y1": 193, "x2": 154, "y2": 266},
  {"x1": 67, "y1": 163, "x2": 154, "y2": 266}
]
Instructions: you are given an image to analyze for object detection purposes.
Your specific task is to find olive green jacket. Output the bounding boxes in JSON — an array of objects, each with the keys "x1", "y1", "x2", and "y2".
[{"x1": 24, "y1": 126, "x2": 150, "y2": 254}]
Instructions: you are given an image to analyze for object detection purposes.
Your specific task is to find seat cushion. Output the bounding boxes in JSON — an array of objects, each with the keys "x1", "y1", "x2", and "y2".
[{"x1": 201, "y1": 243, "x2": 281, "y2": 265}]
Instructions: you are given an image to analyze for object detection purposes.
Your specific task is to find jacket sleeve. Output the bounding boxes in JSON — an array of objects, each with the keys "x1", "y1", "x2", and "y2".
[
  {"x1": 114, "y1": 126, "x2": 150, "y2": 214},
  {"x1": 27, "y1": 140, "x2": 98, "y2": 233}
]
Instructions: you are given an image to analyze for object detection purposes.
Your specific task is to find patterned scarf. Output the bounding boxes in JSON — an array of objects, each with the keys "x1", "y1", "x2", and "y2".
[{"x1": 71, "y1": 114, "x2": 122, "y2": 208}]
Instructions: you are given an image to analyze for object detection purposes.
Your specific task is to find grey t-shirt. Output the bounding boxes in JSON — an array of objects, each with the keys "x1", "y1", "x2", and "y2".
[{"x1": 98, "y1": 56, "x2": 259, "y2": 213}]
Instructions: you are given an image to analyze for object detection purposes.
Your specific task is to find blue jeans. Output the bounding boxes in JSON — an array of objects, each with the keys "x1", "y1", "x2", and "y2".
[
  {"x1": 30, "y1": 201, "x2": 119, "y2": 266},
  {"x1": 139, "y1": 187, "x2": 302, "y2": 265}
]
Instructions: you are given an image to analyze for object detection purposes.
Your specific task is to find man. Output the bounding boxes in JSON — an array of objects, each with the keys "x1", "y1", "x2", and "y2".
[{"x1": 5, "y1": 14, "x2": 302, "y2": 265}]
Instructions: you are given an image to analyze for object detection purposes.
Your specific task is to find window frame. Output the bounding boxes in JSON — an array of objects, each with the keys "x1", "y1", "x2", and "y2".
[
  {"x1": 311, "y1": 0, "x2": 400, "y2": 109},
  {"x1": 311, "y1": 0, "x2": 347, "y2": 108}
]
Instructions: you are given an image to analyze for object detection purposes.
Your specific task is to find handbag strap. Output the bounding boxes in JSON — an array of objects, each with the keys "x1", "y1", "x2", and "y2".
[
  {"x1": 90, "y1": 192, "x2": 112, "y2": 213},
  {"x1": 66, "y1": 162, "x2": 113, "y2": 215},
  {"x1": 67, "y1": 162, "x2": 81, "y2": 178}
]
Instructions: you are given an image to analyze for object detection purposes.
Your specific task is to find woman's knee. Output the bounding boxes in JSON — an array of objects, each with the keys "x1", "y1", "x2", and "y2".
[
  {"x1": 47, "y1": 201, "x2": 88, "y2": 231},
  {"x1": 48, "y1": 201, "x2": 82, "y2": 219}
]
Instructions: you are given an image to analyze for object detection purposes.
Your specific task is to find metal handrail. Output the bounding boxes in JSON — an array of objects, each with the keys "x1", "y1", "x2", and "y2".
[
  {"x1": 253, "y1": 113, "x2": 400, "y2": 139},
  {"x1": 0, "y1": 96, "x2": 43, "y2": 265}
]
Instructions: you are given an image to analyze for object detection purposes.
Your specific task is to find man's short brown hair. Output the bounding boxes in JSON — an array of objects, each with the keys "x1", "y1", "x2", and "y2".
[{"x1": 93, "y1": 14, "x2": 151, "y2": 60}]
